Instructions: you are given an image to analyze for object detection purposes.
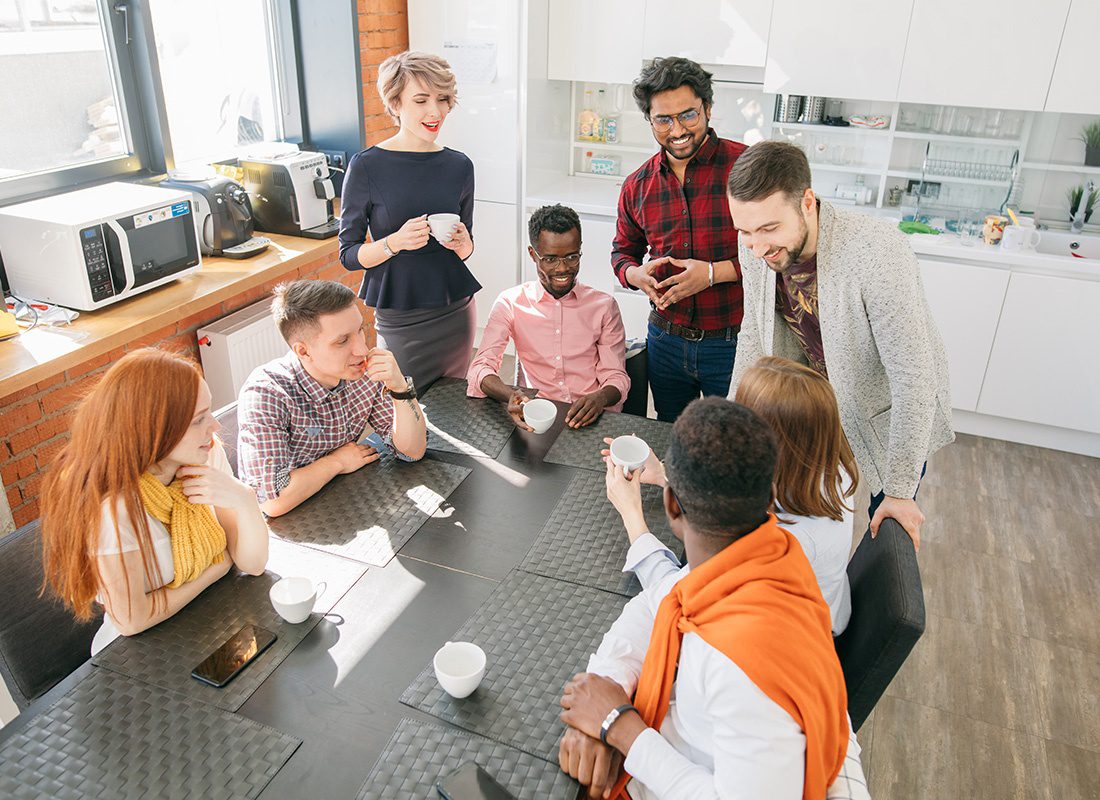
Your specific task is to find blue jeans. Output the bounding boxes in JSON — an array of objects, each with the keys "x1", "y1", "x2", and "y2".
[{"x1": 646, "y1": 321, "x2": 738, "y2": 422}]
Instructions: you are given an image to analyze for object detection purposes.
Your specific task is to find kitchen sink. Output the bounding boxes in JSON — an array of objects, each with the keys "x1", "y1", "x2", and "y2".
[{"x1": 1035, "y1": 231, "x2": 1100, "y2": 260}]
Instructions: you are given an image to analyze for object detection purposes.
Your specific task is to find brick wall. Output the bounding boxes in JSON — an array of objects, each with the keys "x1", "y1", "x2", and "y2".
[{"x1": 358, "y1": 0, "x2": 409, "y2": 141}]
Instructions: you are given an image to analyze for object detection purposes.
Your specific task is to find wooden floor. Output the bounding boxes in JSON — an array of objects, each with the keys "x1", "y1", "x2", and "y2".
[{"x1": 852, "y1": 433, "x2": 1100, "y2": 799}]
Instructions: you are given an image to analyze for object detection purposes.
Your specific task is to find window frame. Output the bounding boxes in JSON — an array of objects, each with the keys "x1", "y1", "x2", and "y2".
[{"x1": 0, "y1": 0, "x2": 304, "y2": 206}]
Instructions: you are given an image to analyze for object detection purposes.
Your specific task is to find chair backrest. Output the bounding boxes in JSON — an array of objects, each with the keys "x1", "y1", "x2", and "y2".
[
  {"x1": 0, "y1": 521, "x2": 102, "y2": 710},
  {"x1": 214, "y1": 401, "x2": 239, "y2": 477},
  {"x1": 834, "y1": 518, "x2": 926, "y2": 731},
  {"x1": 621, "y1": 341, "x2": 649, "y2": 418}
]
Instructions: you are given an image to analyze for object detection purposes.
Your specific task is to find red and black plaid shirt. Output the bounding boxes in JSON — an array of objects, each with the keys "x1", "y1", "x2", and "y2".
[{"x1": 612, "y1": 130, "x2": 746, "y2": 330}]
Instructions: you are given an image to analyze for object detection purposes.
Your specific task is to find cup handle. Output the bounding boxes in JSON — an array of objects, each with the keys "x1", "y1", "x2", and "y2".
[
  {"x1": 315, "y1": 580, "x2": 328, "y2": 602},
  {"x1": 1031, "y1": 230, "x2": 1042, "y2": 248}
]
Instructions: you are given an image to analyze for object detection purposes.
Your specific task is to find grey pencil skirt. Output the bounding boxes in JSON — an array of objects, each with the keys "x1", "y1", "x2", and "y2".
[{"x1": 374, "y1": 295, "x2": 477, "y2": 390}]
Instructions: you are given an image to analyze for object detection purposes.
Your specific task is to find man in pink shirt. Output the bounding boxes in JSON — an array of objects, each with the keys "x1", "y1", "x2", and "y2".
[{"x1": 467, "y1": 204, "x2": 630, "y2": 430}]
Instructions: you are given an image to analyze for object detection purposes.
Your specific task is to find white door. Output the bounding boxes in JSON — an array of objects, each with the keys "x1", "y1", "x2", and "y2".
[
  {"x1": 977, "y1": 272, "x2": 1100, "y2": 434},
  {"x1": 641, "y1": 0, "x2": 772, "y2": 68},
  {"x1": 547, "y1": 0, "x2": 646, "y2": 84},
  {"x1": 918, "y1": 259, "x2": 1009, "y2": 413},
  {"x1": 1044, "y1": 0, "x2": 1100, "y2": 114},
  {"x1": 764, "y1": 0, "x2": 913, "y2": 100},
  {"x1": 407, "y1": 0, "x2": 520, "y2": 206},
  {"x1": 898, "y1": 0, "x2": 1072, "y2": 110}
]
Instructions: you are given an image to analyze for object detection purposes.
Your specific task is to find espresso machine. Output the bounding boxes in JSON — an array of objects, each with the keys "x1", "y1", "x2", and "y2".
[
  {"x1": 239, "y1": 148, "x2": 339, "y2": 239},
  {"x1": 160, "y1": 173, "x2": 270, "y2": 258}
]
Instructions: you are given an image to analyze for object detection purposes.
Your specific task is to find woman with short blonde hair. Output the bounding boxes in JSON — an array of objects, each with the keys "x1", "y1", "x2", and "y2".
[{"x1": 338, "y1": 50, "x2": 480, "y2": 390}]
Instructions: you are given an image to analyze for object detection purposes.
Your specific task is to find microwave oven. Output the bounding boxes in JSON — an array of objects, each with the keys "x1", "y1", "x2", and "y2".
[{"x1": 0, "y1": 182, "x2": 202, "y2": 311}]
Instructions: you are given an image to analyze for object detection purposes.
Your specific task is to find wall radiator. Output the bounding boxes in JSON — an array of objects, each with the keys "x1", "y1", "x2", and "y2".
[{"x1": 197, "y1": 298, "x2": 287, "y2": 411}]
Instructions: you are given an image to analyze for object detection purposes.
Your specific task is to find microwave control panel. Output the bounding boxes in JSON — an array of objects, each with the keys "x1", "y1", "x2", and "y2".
[{"x1": 79, "y1": 226, "x2": 114, "y2": 302}]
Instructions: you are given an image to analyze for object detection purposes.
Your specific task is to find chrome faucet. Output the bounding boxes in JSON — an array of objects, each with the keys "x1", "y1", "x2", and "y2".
[{"x1": 1071, "y1": 180, "x2": 1095, "y2": 233}]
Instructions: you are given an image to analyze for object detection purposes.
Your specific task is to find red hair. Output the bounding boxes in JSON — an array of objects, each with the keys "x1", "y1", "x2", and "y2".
[{"x1": 41, "y1": 348, "x2": 202, "y2": 621}]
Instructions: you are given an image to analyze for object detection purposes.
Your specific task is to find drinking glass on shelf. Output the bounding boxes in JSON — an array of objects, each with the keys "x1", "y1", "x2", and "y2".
[
  {"x1": 984, "y1": 110, "x2": 1004, "y2": 138},
  {"x1": 900, "y1": 106, "x2": 919, "y2": 129},
  {"x1": 958, "y1": 210, "x2": 982, "y2": 246},
  {"x1": 1003, "y1": 112, "x2": 1023, "y2": 138},
  {"x1": 919, "y1": 107, "x2": 934, "y2": 131}
]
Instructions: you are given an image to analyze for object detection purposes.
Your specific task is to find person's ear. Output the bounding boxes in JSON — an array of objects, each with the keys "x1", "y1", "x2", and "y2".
[
  {"x1": 664, "y1": 485, "x2": 684, "y2": 521},
  {"x1": 802, "y1": 188, "x2": 816, "y2": 216},
  {"x1": 527, "y1": 244, "x2": 539, "y2": 265},
  {"x1": 292, "y1": 340, "x2": 310, "y2": 361}
]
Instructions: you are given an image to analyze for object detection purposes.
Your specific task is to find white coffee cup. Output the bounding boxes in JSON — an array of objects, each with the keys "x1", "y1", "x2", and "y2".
[
  {"x1": 433, "y1": 641, "x2": 486, "y2": 699},
  {"x1": 522, "y1": 398, "x2": 557, "y2": 434},
  {"x1": 610, "y1": 434, "x2": 649, "y2": 477},
  {"x1": 1000, "y1": 224, "x2": 1041, "y2": 252},
  {"x1": 269, "y1": 576, "x2": 322, "y2": 624},
  {"x1": 427, "y1": 213, "x2": 460, "y2": 243}
]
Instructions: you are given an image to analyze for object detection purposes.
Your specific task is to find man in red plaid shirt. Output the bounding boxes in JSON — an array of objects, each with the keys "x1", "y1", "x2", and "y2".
[{"x1": 612, "y1": 57, "x2": 746, "y2": 421}]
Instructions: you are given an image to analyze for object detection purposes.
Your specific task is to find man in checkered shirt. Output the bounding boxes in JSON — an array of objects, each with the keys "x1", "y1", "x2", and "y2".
[
  {"x1": 613, "y1": 57, "x2": 747, "y2": 422},
  {"x1": 236, "y1": 280, "x2": 427, "y2": 516}
]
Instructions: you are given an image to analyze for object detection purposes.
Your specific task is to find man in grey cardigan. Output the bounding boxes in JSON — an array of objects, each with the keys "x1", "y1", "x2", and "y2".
[{"x1": 725, "y1": 141, "x2": 953, "y2": 550}]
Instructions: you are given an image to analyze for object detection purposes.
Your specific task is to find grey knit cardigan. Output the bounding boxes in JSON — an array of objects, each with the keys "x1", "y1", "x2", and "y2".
[{"x1": 728, "y1": 201, "x2": 955, "y2": 498}]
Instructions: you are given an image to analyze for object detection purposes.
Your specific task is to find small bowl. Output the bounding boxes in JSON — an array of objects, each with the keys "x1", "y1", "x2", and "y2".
[
  {"x1": 522, "y1": 398, "x2": 557, "y2": 434},
  {"x1": 610, "y1": 434, "x2": 649, "y2": 477},
  {"x1": 433, "y1": 641, "x2": 486, "y2": 699}
]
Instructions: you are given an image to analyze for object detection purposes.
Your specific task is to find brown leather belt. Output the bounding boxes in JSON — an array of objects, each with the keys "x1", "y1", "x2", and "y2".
[{"x1": 649, "y1": 311, "x2": 740, "y2": 342}]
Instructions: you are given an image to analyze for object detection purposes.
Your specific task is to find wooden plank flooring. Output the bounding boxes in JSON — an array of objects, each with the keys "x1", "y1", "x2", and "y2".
[{"x1": 853, "y1": 433, "x2": 1100, "y2": 799}]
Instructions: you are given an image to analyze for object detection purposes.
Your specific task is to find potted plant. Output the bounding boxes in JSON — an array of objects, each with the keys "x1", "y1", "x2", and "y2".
[
  {"x1": 1068, "y1": 183, "x2": 1099, "y2": 224},
  {"x1": 1080, "y1": 121, "x2": 1100, "y2": 167}
]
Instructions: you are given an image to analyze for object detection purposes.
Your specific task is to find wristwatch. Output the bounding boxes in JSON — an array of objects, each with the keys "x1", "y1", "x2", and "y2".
[
  {"x1": 388, "y1": 375, "x2": 417, "y2": 400},
  {"x1": 599, "y1": 703, "x2": 638, "y2": 745},
  {"x1": 381, "y1": 236, "x2": 396, "y2": 258}
]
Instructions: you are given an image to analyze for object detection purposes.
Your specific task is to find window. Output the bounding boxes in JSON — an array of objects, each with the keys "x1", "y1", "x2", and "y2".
[
  {"x1": 0, "y1": 0, "x2": 131, "y2": 180},
  {"x1": 0, "y1": 0, "x2": 302, "y2": 204}
]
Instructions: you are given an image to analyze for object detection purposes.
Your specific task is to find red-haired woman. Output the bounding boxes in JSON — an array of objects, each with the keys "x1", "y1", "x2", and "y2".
[{"x1": 41, "y1": 348, "x2": 269, "y2": 654}]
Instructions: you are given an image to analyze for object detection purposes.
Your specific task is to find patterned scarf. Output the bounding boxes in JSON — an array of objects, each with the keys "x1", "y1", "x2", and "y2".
[{"x1": 138, "y1": 473, "x2": 227, "y2": 588}]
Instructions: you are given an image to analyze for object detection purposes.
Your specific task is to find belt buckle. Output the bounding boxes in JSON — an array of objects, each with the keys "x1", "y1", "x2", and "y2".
[{"x1": 682, "y1": 326, "x2": 705, "y2": 342}]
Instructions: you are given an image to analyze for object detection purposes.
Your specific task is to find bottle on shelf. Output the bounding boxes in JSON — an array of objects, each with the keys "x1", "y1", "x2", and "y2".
[
  {"x1": 597, "y1": 88, "x2": 621, "y2": 144},
  {"x1": 583, "y1": 150, "x2": 593, "y2": 172},
  {"x1": 578, "y1": 89, "x2": 601, "y2": 142}
]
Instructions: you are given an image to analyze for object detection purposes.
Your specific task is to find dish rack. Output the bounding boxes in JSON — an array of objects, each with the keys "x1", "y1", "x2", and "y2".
[{"x1": 912, "y1": 141, "x2": 1020, "y2": 215}]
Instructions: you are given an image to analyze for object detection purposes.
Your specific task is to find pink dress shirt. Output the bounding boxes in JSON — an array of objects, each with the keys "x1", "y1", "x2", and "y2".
[{"x1": 466, "y1": 281, "x2": 630, "y2": 411}]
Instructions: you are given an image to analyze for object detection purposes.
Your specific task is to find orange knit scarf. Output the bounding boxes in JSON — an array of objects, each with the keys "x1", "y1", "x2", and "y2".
[{"x1": 611, "y1": 514, "x2": 848, "y2": 799}]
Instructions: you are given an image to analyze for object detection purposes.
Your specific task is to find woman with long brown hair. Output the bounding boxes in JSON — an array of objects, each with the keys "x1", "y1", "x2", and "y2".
[
  {"x1": 41, "y1": 348, "x2": 269, "y2": 654},
  {"x1": 604, "y1": 356, "x2": 859, "y2": 634}
]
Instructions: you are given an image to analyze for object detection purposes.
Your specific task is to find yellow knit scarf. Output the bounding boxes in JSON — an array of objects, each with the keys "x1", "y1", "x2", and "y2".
[{"x1": 138, "y1": 473, "x2": 227, "y2": 588}]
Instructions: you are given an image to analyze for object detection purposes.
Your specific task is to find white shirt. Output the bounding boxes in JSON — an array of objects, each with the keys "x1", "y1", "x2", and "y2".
[
  {"x1": 90, "y1": 441, "x2": 232, "y2": 655},
  {"x1": 587, "y1": 565, "x2": 871, "y2": 800},
  {"x1": 626, "y1": 493, "x2": 854, "y2": 636}
]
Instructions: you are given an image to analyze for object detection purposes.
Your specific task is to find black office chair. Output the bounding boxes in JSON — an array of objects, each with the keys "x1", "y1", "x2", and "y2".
[
  {"x1": 834, "y1": 517, "x2": 926, "y2": 731},
  {"x1": 622, "y1": 342, "x2": 649, "y2": 418},
  {"x1": 214, "y1": 401, "x2": 240, "y2": 477},
  {"x1": 0, "y1": 520, "x2": 103, "y2": 711}
]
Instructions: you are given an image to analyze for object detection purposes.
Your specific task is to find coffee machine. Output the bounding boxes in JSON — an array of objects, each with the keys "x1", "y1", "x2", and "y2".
[
  {"x1": 239, "y1": 149, "x2": 339, "y2": 239},
  {"x1": 160, "y1": 174, "x2": 270, "y2": 258}
]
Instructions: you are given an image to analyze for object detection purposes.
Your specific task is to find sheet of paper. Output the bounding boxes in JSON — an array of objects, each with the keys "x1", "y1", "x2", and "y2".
[{"x1": 443, "y1": 40, "x2": 497, "y2": 85}]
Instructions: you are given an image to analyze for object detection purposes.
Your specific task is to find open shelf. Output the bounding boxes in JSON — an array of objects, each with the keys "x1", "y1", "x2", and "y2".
[
  {"x1": 571, "y1": 141, "x2": 656, "y2": 155},
  {"x1": 809, "y1": 162, "x2": 888, "y2": 174},
  {"x1": 887, "y1": 170, "x2": 1011, "y2": 188},
  {"x1": 893, "y1": 130, "x2": 1022, "y2": 148},
  {"x1": 773, "y1": 121, "x2": 890, "y2": 135},
  {"x1": 1019, "y1": 161, "x2": 1100, "y2": 175}
]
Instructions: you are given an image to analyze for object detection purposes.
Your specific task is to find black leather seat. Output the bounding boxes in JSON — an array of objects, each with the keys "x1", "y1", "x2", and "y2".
[
  {"x1": 622, "y1": 343, "x2": 649, "y2": 418},
  {"x1": 214, "y1": 401, "x2": 240, "y2": 477},
  {"x1": 0, "y1": 520, "x2": 103, "y2": 710},
  {"x1": 835, "y1": 518, "x2": 927, "y2": 731}
]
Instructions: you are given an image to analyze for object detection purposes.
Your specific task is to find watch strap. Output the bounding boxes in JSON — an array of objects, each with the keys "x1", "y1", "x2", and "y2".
[
  {"x1": 388, "y1": 375, "x2": 417, "y2": 400},
  {"x1": 382, "y1": 236, "x2": 396, "y2": 258}
]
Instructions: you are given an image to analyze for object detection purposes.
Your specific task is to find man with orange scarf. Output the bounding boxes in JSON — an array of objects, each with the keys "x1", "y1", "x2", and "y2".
[{"x1": 558, "y1": 398, "x2": 870, "y2": 799}]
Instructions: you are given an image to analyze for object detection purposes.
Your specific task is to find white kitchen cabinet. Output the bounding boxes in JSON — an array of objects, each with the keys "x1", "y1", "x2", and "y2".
[
  {"x1": 641, "y1": 0, "x2": 772, "y2": 68},
  {"x1": 764, "y1": 0, "x2": 912, "y2": 100},
  {"x1": 977, "y1": 272, "x2": 1100, "y2": 434},
  {"x1": 918, "y1": 259, "x2": 1010, "y2": 412},
  {"x1": 898, "y1": 0, "x2": 1071, "y2": 110},
  {"x1": 547, "y1": 0, "x2": 645, "y2": 84},
  {"x1": 1044, "y1": 0, "x2": 1100, "y2": 114}
]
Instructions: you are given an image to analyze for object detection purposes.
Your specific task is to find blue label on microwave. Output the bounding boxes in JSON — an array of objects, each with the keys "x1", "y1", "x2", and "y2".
[{"x1": 171, "y1": 201, "x2": 190, "y2": 217}]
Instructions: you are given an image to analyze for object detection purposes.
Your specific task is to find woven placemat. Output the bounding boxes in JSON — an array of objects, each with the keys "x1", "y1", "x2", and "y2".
[
  {"x1": 400, "y1": 572, "x2": 626, "y2": 762},
  {"x1": 543, "y1": 413, "x2": 672, "y2": 472},
  {"x1": 421, "y1": 378, "x2": 516, "y2": 458},
  {"x1": 520, "y1": 470, "x2": 682, "y2": 596},
  {"x1": 355, "y1": 717, "x2": 577, "y2": 799},
  {"x1": 93, "y1": 543, "x2": 365, "y2": 712},
  {"x1": 267, "y1": 457, "x2": 471, "y2": 566},
  {"x1": 0, "y1": 667, "x2": 300, "y2": 800}
]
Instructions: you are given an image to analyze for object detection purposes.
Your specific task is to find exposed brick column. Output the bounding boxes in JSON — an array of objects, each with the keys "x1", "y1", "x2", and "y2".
[{"x1": 357, "y1": 0, "x2": 409, "y2": 144}]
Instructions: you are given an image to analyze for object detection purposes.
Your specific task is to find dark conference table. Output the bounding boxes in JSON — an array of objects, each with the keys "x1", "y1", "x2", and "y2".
[{"x1": 1, "y1": 389, "x2": 669, "y2": 799}]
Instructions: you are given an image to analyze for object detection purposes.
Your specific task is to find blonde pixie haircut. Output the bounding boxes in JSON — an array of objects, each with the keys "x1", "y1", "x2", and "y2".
[{"x1": 376, "y1": 51, "x2": 457, "y2": 120}]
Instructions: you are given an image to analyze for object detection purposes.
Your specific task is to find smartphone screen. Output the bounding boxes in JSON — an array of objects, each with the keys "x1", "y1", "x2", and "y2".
[
  {"x1": 436, "y1": 761, "x2": 516, "y2": 800},
  {"x1": 191, "y1": 624, "x2": 277, "y2": 688}
]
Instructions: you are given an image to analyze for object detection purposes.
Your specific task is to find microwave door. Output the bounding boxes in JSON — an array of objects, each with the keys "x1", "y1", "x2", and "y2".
[{"x1": 103, "y1": 219, "x2": 136, "y2": 294}]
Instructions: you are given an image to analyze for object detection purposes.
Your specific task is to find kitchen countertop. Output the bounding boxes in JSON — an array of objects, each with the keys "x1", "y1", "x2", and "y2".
[
  {"x1": 0, "y1": 234, "x2": 339, "y2": 399},
  {"x1": 908, "y1": 233, "x2": 1100, "y2": 281}
]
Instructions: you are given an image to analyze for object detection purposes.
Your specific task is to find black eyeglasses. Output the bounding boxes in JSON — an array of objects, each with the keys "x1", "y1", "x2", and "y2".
[
  {"x1": 648, "y1": 105, "x2": 703, "y2": 133},
  {"x1": 532, "y1": 251, "x2": 582, "y2": 268},
  {"x1": 666, "y1": 482, "x2": 691, "y2": 518}
]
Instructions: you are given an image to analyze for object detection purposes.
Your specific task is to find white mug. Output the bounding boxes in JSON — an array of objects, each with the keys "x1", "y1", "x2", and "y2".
[
  {"x1": 433, "y1": 641, "x2": 486, "y2": 699},
  {"x1": 522, "y1": 398, "x2": 557, "y2": 434},
  {"x1": 1000, "y1": 224, "x2": 1041, "y2": 252},
  {"x1": 609, "y1": 434, "x2": 649, "y2": 477},
  {"x1": 427, "y1": 213, "x2": 460, "y2": 243},
  {"x1": 269, "y1": 576, "x2": 324, "y2": 624}
]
